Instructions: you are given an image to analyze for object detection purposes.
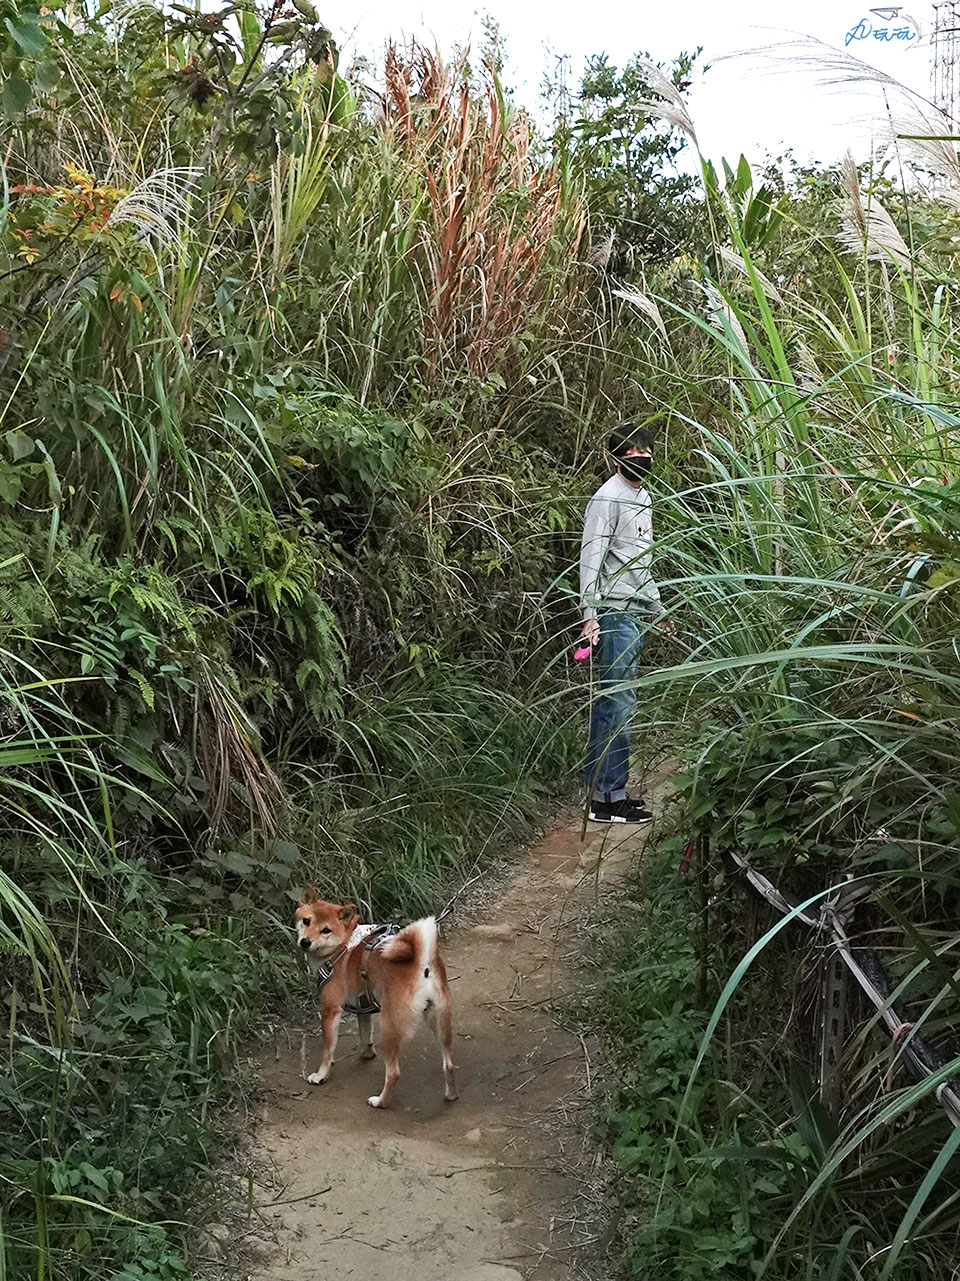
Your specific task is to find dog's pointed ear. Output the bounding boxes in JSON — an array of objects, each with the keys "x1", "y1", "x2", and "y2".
[
  {"x1": 302, "y1": 883, "x2": 317, "y2": 903},
  {"x1": 338, "y1": 903, "x2": 357, "y2": 922}
]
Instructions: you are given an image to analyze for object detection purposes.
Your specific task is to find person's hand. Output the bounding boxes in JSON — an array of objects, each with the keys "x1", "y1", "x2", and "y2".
[
  {"x1": 580, "y1": 619, "x2": 600, "y2": 644},
  {"x1": 655, "y1": 616, "x2": 676, "y2": 636}
]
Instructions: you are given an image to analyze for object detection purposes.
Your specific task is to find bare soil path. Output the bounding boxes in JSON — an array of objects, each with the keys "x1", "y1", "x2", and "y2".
[{"x1": 247, "y1": 773, "x2": 667, "y2": 1281}]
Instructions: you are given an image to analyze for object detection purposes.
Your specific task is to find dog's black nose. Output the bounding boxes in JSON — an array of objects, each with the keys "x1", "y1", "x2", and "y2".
[{"x1": 299, "y1": 937, "x2": 312, "y2": 950}]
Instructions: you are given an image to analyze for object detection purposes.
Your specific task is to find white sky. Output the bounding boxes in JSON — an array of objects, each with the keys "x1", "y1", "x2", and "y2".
[{"x1": 334, "y1": 1, "x2": 939, "y2": 169}]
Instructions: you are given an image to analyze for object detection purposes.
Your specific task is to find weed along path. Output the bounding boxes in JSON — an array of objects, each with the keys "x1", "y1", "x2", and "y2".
[{"x1": 246, "y1": 781, "x2": 666, "y2": 1281}]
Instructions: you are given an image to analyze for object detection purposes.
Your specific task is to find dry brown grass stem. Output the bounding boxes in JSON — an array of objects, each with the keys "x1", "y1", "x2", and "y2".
[
  {"x1": 194, "y1": 659, "x2": 283, "y2": 836},
  {"x1": 382, "y1": 42, "x2": 585, "y2": 379}
]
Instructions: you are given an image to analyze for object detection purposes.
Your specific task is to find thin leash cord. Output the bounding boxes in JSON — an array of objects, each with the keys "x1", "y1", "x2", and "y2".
[
  {"x1": 438, "y1": 619, "x2": 694, "y2": 925},
  {"x1": 437, "y1": 873, "x2": 484, "y2": 923},
  {"x1": 438, "y1": 624, "x2": 597, "y2": 925},
  {"x1": 586, "y1": 627, "x2": 597, "y2": 812}
]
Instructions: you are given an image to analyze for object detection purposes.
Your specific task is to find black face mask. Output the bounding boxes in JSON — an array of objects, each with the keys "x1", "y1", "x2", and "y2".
[{"x1": 618, "y1": 454, "x2": 652, "y2": 482}]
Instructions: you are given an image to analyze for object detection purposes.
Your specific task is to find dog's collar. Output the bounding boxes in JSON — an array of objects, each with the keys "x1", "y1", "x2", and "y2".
[
  {"x1": 312, "y1": 942, "x2": 349, "y2": 987},
  {"x1": 310, "y1": 922, "x2": 376, "y2": 982}
]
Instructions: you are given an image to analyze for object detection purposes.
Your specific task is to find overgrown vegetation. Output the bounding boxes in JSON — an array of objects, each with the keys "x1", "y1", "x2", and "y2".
[
  {"x1": 0, "y1": 10, "x2": 596, "y2": 1276},
  {"x1": 4, "y1": 2, "x2": 960, "y2": 1276},
  {"x1": 592, "y1": 837, "x2": 960, "y2": 1281},
  {"x1": 590, "y1": 846, "x2": 788, "y2": 1280},
  {"x1": 584, "y1": 58, "x2": 960, "y2": 1281}
]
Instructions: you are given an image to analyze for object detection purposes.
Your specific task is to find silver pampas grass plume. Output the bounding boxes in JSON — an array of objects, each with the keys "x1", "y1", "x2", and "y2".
[
  {"x1": 717, "y1": 245, "x2": 783, "y2": 304},
  {"x1": 703, "y1": 281, "x2": 749, "y2": 353},
  {"x1": 634, "y1": 58, "x2": 698, "y2": 147},
  {"x1": 612, "y1": 286, "x2": 669, "y2": 340},
  {"x1": 719, "y1": 36, "x2": 901, "y2": 92},
  {"x1": 106, "y1": 167, "x2": 203, "y2": 256},
  {"x1": 882, "y1": 103, "x2": 960, "y2": 209},
  {"x1": 838, "y1": 152, "x2": 911, "y2": 269}
]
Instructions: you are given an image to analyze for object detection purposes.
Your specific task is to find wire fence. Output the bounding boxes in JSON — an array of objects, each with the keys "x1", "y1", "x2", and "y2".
[{"x1": 714, "y1": 841, "x2": 960, "y2": 1128}]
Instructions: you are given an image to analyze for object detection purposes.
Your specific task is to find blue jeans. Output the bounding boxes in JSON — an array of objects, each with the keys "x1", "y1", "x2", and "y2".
[{"x1": 584, "y1": 610, "x2": 644, "y2": 803}]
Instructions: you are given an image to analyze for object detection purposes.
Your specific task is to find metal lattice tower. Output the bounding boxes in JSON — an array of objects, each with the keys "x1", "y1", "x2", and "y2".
[{"x1": 932, "y1": 2, "x2": 960, "y2": 122}]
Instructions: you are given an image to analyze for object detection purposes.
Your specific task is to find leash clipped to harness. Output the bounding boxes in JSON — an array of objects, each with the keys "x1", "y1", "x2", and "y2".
[{"x1": 314, "y1": 923, "x2": 399, "y2": 1016}]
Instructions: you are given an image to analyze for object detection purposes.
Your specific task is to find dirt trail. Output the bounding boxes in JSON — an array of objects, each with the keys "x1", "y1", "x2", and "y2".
[{"x1": 248, "y1": 774, "x2": 666, "y2": 1281}]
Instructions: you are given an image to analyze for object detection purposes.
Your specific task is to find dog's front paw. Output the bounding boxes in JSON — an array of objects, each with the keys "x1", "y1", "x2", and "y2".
[
  {"x1": 307, "y1": 1069, "x2": 329, "y2": 1085},
  {"x1": 367, "y1": 1094, "x2": 385, "y2": 1108}
]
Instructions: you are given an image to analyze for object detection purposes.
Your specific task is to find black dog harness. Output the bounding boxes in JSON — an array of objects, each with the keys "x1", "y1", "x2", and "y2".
[{"x1": 314, "y1": 924, "x2": 399, "y2": 1016}]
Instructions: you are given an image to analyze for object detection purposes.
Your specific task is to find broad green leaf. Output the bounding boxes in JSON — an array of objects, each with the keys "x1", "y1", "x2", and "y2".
[
  {"x1": 112, "y1": 739, "x2": 169, "y2": 785},
  {"x1": 1, "y1": 75, "x2": 32, "y2": 117},
  {"x1": 221, "y1": 851, "x2": 254, "y2": 876},
  {"x1": 78, "y1": 1162, "x2": 110, "y2": 1193},
  {"x1": 5, "y1": 430, "x2": 35, "y2": 461},
  {"x1": 5, "y1": 14, "x2": 47, "y2": 55},
  {"x1": 238, "y1": 6, "x2": 262, "y2": 63},
  {"x1": 34, "y1": 58, "x2": 60, "y2": 93},
  {"x1": 0, "y1": 469, "x2": 22, "y2": 504}
]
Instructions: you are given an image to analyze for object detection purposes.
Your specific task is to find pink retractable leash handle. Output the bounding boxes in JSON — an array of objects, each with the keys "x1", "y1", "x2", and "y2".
[{"x1": 576, "y1": 620, "x2": 683, "y2": 662}]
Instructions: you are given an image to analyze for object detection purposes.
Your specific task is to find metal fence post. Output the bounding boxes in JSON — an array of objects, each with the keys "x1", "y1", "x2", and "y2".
[{"x1": 819, "y1": 940, "x2": 848, "y2": 1119}]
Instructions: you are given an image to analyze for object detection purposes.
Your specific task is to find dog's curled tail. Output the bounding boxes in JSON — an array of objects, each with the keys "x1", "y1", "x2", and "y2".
[{"x1": 379, "y1": 917, "x2": 438, "y2": 971}]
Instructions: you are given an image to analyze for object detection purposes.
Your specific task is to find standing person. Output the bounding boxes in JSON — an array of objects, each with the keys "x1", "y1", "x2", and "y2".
[{"x1": 579, "y1": 421, "x2": 671, "y2": 824}]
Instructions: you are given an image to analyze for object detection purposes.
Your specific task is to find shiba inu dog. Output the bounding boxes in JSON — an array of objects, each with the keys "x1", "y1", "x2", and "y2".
[{"x1": 296, "y1": 886, "x2": 458, "y2": 1109}]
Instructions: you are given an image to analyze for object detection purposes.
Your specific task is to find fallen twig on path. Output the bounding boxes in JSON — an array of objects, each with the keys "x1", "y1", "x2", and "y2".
[
  {"x1": 577, "y1": 1030, "x2": 592, "y2": 1094},
  {"x1": 264, "y1": 1184, "x2": 333, "y2": 1208}
]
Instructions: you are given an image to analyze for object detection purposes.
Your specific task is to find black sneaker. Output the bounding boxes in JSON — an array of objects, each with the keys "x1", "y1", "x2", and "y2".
[{"x1": 588, "y1": 797, "x2": 654, "y2": 825}]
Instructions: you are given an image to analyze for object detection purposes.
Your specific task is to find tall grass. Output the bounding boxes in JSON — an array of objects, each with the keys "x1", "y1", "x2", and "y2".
[
  {"x1": 585, "y1": 57, "x2": 960, "y2": 1278},
  {"x1": 1, "y1": 22, "x2": 593, "y2": 1279}
]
